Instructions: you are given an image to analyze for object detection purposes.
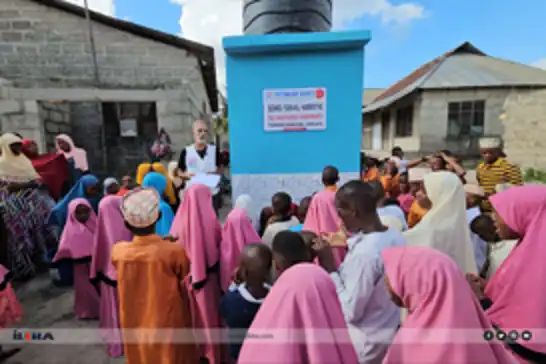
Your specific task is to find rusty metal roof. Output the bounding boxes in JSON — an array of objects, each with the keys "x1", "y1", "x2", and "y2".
[{"x1": 363, "y1": 42, "x2": 546, "y2": 113}]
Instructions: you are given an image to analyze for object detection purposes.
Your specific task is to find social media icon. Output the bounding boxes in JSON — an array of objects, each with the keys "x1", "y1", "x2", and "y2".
[
  {"x1": 521, "y1": 331, "x2": 532, "y2": 341},
  {"x1": 508, "y1": 330, "x2": 519, "y2": 341},
  {"x1": 496, "y1": 330, "x2": 507, "y2": 341},
  {"x1": 483, "y1": 330, "x2": 494, "y2": 341}
]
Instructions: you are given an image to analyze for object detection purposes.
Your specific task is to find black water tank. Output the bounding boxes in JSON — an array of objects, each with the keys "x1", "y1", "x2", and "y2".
[{"x1": 243, "y1": 0, "x2": 332, "y2": 35}]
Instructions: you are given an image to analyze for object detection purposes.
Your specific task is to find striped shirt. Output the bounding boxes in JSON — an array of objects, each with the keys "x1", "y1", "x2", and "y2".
[{"x1": 476, "y1": 158, "x2": 523, "y2": 211}]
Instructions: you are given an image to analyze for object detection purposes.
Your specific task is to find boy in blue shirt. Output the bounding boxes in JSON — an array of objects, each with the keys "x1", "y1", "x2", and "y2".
[{"x1": 219, "y1": 243, "x2": 272, "y2": 361}]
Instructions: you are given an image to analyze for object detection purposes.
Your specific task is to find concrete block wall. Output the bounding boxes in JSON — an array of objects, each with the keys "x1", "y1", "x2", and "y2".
[
  {"x1": 502, "y1": 89, "x2": 546, "y2": 171},
  {"x1": 418, "y1": 88, "x2": 509, "y2": 155},
  {"x1": 0, "y1": 98, "x2": 44, "y2": 148},
  {"x1": 38, "y1": 101, "x2": 71, "y2": 152},
  {"x1": 0, "y1": 0, "x2": 213, "y2": 144}
]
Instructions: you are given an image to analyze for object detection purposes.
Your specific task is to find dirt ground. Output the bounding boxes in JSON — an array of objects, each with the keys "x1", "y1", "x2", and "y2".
[{"x1": 4, "y1": 201, "x2": 232, "y2": 364}]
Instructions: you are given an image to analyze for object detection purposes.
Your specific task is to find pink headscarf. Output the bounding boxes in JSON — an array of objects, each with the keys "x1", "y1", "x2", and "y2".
[
  {"x1": 382, "y1": 246, "x2": 517, "y2": 364},
  {"x1": 487, "y1": 185, "x2": 546, "y2": 353},
  {"x1": 56, "y1": 134, "x2": 88, "y2": 171},
  {"x1": 170, "y1": 184, "x2": 221, "y2": 284},
  {"x1": 53, "y1": 198, "x2": 97, "y2": 262},
  {"x1": 303, "y1": 189, "x2": 346, "y2": 267},
  {"x1": 238, "y1": 263, "x2": 358, "y2": 364},
  {"x1": 0, "y1": 265, "x2": 10, "y2": 285},
  {"x1": 90, "y1": 196, "x2": 132, "y2": 281},
  {"x1": 398, "y1": 193, "x2": 415, "y2": 213},
  {"x1": 220, "y1": 207, "x2": 261, "y2": 292}
]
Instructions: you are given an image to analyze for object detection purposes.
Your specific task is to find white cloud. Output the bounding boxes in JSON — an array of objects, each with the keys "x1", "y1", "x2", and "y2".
[
  {"x1": 173, "y1": 0, "x2": 426, "y2": 91},
  {"x1": 531, "y1": 58, "x2": 546, "y2": 70},
  {"x1": 63, "y1": 0, "x2": 115, "y2": 16}
]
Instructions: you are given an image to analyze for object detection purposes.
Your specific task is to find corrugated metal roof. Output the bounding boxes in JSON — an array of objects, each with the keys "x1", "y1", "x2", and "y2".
[
  {"x1": 363, "y1": 41, "x2": 546, "y2": 114},
  {"x1": 362, "y1": 72, "x2": 432, "y2": 112},
  {"x1": 422, "y1": 54, "x2": 546, "y2": 88},
  {"x1": 369, "y1": 42, "x2": 484, "y2": 105}
]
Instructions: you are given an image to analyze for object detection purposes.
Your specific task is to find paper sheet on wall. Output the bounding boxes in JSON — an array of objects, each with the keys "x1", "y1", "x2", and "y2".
[{"x1": 186, "y1": 173, "x2": 221, "y2": 190}]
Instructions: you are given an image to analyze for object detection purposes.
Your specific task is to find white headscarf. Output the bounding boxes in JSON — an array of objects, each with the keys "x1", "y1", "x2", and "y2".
[
  {"x1": 235, "y1": 194, "x2": 253, "y2": 217},
  {"x1": 103, "y1": 177, "x2": 119, "y2": 195},
  {"x1": 379, "y1": 215, "x2": 404, "y2": 232},
  {"x1": 403, "y1": 171, "x2": 477, "y2": 274},
  {"x1": 234, "y1": 194, "x2": 257, "y2": 228},
  {"x1": 0, "y1": 133, "x2": 40, "y2": 182},
  {"x1": 55, "y1": 134, "x2": 88, "y2": 171}
]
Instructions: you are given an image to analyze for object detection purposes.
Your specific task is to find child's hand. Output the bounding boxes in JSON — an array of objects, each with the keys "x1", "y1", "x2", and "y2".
[
  {"x1": 312, "y1": 236, "x2": 336, "y2": 273},
  {"x1": 466, "y1": 273, "x2": 486, "y2": 299},
  {"x1": 325, "y1": 231, "x2": 348, "y2": 248}
]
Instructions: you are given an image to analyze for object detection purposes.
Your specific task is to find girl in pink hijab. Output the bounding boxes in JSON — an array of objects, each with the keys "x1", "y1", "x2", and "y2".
[
  {"x1": 303, "y1": 187, "x2": 346, "y2": 268},
  {"x1": 56, "y1": 134, "x2": 88, "y2": 172},
  {"x1": 382, "y1": 246, "x2": 517, "y2": 364},
  {"x1": 396, "y1": 172, "x2": 414, "y2": 214},
  {"x1": 53, "y1": 198, "x2": 99, "y2": 319},
  {"x1": 238, "y1": 263, "x2": 358, "y2": 364},
  {"x1": 220, "y1": 207, "x2": 262, "y2": 292},
  {"x1": 476, "y1": 185, "x2": 546, "y2": 362},
  {"x1": 170, "y1": 184, "x2": 223, "y2": 364},
  {"x1": 91, "y1": 195, "x2": 132, "y2": 357},
  {"x1": 0, "y1": 265, "x2": 23, "y2": 361}
]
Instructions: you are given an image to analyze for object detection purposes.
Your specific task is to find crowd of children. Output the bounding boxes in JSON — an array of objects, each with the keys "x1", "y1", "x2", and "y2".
[{"x1": 2, "y1": 129, "x2": 545, "y2": 364}]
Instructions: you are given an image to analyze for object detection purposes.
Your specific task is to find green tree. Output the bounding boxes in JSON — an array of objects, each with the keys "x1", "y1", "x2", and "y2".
[
  {"x1": 523, "y1": 168, "x2": 546, "y2": 184},
  {"x1": 213, "y1": 96, "x2": 228, "y2": 135},
  {"x1": 213, "y1": 114, "x2": 228, "y2": 135}
]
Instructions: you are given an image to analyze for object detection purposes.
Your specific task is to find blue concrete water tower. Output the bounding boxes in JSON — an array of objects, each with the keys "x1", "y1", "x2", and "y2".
[{"x1": 223, "y1": 31, "x2": 371, "y2": 220}]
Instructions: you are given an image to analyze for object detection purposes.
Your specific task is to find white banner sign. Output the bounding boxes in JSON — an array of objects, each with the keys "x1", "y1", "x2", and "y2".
[{"x1": 263, "y1": 88, "x2": 327, "y2": 132}]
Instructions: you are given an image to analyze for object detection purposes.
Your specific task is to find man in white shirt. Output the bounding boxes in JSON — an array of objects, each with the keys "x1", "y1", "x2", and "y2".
[
  {"x1": 176, "y1": 120, "x2": 222, "y2": 212},
  {"x1": 314, "y1": 180, "x2": 405, "y2": 363}
]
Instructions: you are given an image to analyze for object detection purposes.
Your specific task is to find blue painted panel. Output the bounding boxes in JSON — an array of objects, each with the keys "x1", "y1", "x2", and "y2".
[
  {"x1": 223, "y1": 31, "x2": 371, "y2": 54},
  {"x1": 224, "y1": 31, "x2": 370, "y2": 175}
]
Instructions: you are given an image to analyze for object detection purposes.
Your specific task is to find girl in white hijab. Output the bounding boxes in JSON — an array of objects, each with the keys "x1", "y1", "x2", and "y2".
[
  {"x1": 0, "y1": 133, "x2": 40, "y2": 182},
  {"x1": 103, "y1": 177, "x2": 120, "y2": 195},
  {"x1": 379, "y1": 215, "x2": 404, "y2": 232},
  {"x1": 403, "y1": 171, "x2": 477, "y2": 275},
  {"x1": 234, "y1": 194, "x2": 252, "y2": 214},
  {"x1": 234, "y1": 194, "x2": 257, "y2": 228}
]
